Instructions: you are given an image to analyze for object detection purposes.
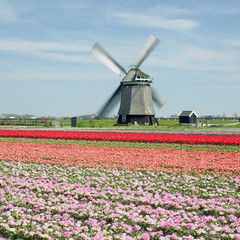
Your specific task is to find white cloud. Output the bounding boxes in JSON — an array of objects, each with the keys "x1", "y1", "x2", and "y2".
[
  {"x1": 177, "y1": 46, "x2": 240, "y2": 71},
  {"x1": 0, "y1": 40, "x2": 92, "y2": 63},
  {"x1": 203, "y1": 4, "x2": 240, "y2": 15},
  {"x1": 60, "y1": 3, "x2": 90, "y2": 10},
  {"x1": 110, "y1": 12, "x2": 198, "y2": 31},
  {"x1": 225, "y1": 39, "x2": 240, "y2": 47},
  {"x1": 0, "y1": 0, "x2": 17, "y2": 22},
  {"x1": 0, "y1": 40, "x2": 89, "y2": 52},
  {"x1": 35, "y1": 52, "x2": 91, "y2": 63},
  {"x1": 0, "y1": 65, "x2": 116, "y2": 81},
  {"x1": 147, "y1": 43, "x2": 240, "y2": 73},
  {"x1": 150, "y1": 4, "x2": 193, "y2": 17}
]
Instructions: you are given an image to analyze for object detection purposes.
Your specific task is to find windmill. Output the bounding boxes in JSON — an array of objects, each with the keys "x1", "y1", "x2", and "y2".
[{"x1": 90, "y1": 34, "x2": 165, "y2": 125}]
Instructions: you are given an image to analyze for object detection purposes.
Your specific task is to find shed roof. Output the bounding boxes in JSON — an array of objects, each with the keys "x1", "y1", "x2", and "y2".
[{"x1": 178, "y1": 111, "x2": 198, "y2": 117}]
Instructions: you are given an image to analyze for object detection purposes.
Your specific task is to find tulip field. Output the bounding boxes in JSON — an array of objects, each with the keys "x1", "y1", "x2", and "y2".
[
  {"x1": 0, "y1": 129, "x2": 240, "y2": 239},
  {"x1": 0, "y1": 130, "x2": 240, "y2": 145}
]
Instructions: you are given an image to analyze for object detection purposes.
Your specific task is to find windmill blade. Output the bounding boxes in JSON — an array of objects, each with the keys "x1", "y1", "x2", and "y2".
[
  {"x1": 91, "y1": 43, "x2": 127, "y2": 76},
  {"x1": 152, "y1": 87, "x2": 166, "y2": 109},
  {"x1": 131, "y1": 35, "x2": 160, "y2": 69},
  {"x1": 98, "y1": 84, "x2": 122, "y2": 118}
]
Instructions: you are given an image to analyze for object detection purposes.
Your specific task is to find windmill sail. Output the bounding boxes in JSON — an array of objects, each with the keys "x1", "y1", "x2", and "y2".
[
  {"x1": 152, "y1": 87, "x2": 166, "y2": 108},
  {"x1": 98, "y1": 84, "x2": 122, "y2": 117},
  {"x1": 131, "y1": 35, "x2": 160, "y2": 69},
  {"x1": 90, "y1": 43, "x2": 126, "y2": 76}
]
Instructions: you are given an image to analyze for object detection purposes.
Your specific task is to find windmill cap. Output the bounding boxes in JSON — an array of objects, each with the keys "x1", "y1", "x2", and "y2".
[{"x1": 121, "y1": 69, "x2": 151, "y2": 83}]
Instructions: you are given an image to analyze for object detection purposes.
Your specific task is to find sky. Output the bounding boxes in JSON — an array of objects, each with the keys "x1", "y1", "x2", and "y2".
[{"x1": 0, "y1": 0, "x2": 240, "y2": 118}]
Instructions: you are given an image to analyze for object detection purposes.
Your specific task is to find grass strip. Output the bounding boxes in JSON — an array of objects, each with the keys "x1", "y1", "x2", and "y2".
[{"x1": 0, "y1": 137, "x2": 239, "y2": 153}]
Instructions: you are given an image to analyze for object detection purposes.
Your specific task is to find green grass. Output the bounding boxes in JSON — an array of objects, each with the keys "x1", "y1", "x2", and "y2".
[
  {"x1": 0, "y1": 137, "x2": 239, "y2": 153},
  {"x1": 199, "y1": 119, "x2": 238, "y2": 124},
  {"x1": 1, "y1": 118, "x2": 239, "y2": 132},
  {"x1": 57, "y1": 118, "x2": 239, "y2": 129}
]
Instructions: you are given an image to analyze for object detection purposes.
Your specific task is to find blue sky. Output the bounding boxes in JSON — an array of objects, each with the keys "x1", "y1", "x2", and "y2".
[{"x1": 0, "y1": 0, "x2": 239, "y2": 117}]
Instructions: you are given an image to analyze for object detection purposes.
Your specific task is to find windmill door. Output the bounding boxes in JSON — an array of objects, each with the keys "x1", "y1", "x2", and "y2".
[
  {"x1": 146, "y1": 117, "x2": 151, "y2": 124},
  {"x1": 122, "y1": 115, "x2": 127, "y2": 123}
]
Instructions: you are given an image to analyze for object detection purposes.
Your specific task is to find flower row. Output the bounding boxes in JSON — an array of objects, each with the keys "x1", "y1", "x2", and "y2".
[
  {"x1": 0, "y1": 130, "x2": 240, "y2": 145},
  {"x1": 1, "y1": 142, "x2": 239, "y2": 175},
  {"x1": 0, "y1": 160, "x2": 239, "y2": 239},
  {"x1": 4, "y1": 128, "x2": 240, "y2": 136}
]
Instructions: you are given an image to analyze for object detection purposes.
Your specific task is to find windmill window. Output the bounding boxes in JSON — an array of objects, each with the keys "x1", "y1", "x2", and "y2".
[{"x1": 135, "y1": 75, "x2": 151, "y2": 82}]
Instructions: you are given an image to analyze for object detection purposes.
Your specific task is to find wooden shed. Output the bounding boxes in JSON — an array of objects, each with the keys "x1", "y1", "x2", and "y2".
[{"x1": 178, "y1": 111, "x2": 198, "y2": 124}]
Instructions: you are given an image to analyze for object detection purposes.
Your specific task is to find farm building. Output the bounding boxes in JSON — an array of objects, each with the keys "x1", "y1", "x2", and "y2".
[
  {"x1": 178, "y1": 111, "x2": 198, "y2": 124},
  {"x1": 233, "y1": 113, "x2": 240, "y2": 118}
]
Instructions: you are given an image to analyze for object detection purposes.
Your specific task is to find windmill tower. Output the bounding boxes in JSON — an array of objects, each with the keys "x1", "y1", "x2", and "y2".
[{"x1": 91, "y1": 35, "x2": 165, "y2": 125}]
